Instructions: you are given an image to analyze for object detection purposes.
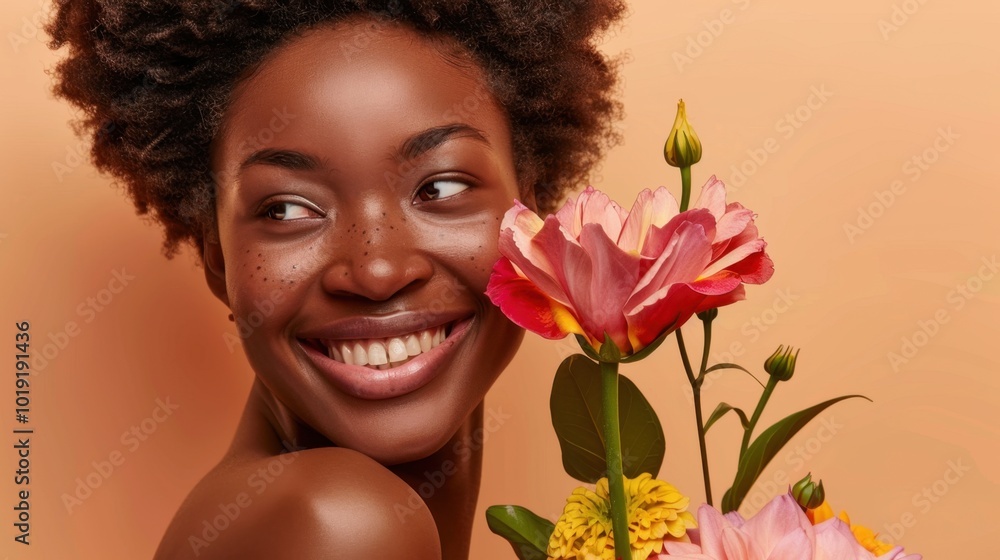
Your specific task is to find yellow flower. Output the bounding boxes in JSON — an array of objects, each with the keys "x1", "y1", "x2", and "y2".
[
  {"x1": 547, "y1": 473, "x2": 696, "y2": 560},
  {"x1": 806, "y1": 501, "x2": 894, "y2": 556}
]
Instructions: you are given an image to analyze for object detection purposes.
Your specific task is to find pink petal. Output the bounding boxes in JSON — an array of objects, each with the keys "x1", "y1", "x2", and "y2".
[
  {"x1": 578, "y1": 223, "x2": 640, "y2": 352},
  {"x1": 721, "y1": 526, "x2": 765, "y2": 560},
  {"x1": 695, "y1": 504, "x2": 733, "y2": 560},
  {"x1": 700, "y1": 238, "x2": 767, "y2": 280},
  {"x1": 692, "y1": 175, "x2": 728, "y2": 219},
  {"x1": 497, "y1": 202, "x2": 570, "y2": 303},
  {"x1": 530, "y1": 213, "x2": 595, "y2": 327},
  {"x1": 814, "y1": 519, "x2": 874, "y2": 560},
  {"x1": 742, "y1": 495, "x2": 815, "y2": 558},
  {"x1": 555, "y1": 186, "x2": 628, "y2": 241},
  {"x1": 624, "y1": 283, "x2": 702, "y2": 350},
  {"x1": 694, "y1": 283, "x2": 746, "y2": 313},
  {"x1": 662, "y1": 542, "x2": 706, "y2": 555},
  {"x1": 724, "y1": 250, "x2": 775, "y2": 285},
  {"x1": 485, "y1": 258, "x2": 578, "y2": 339},
  {"x1": 714, "y1": 202, "x2": 755, "y2": 244},
  {"x1": 628, "y1": 219, "x2": 714, "y2": 309},
  {"x1": 640, "y1": 208, "x2": 716, "y2": 260},
  {"x1": 618, "y1": 187, "x2": 680, "y2": 252},
  {"x1": 767, "y1": 528, "x2": 814, "y2": 560}
]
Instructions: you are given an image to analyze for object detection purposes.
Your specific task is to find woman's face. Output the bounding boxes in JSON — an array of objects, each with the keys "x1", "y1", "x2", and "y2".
[{"x1": 207, "y1": 19, "x2": 527, "y2": 464}]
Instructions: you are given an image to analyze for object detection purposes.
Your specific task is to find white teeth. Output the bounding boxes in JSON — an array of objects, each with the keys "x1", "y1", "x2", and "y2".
[
  {"x1": 368, "y1": 341, "x2": 388, "y2": 366},
  {"x1": 418, "y1": 330, "x2": 433, "y2": 353},
  {"x1": 318, "y1": 321, "x2": 457, "y2": 368},
  {"x1": 404, "y1": 334, "x2": 421, "y2": 356},
  {"x1": 353, "y1": 342, "x2": 368, "y2": 366},
  {"x1": 387, "y1": 337, "x2": 408, "y2": 362}
]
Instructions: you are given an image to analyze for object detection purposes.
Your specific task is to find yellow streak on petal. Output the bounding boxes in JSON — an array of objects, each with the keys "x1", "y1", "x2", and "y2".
[{"x1": 551, "y1": 302, "x2": 585, "y2": 337}]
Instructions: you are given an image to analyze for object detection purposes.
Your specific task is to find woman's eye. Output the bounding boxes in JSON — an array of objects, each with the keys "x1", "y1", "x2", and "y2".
[
  {"x1": 263, "y1": 201, "x2": 319, "y2": 221},
  {"x1": 417, "y1": 180, "x2": 470, "y2": 202}
]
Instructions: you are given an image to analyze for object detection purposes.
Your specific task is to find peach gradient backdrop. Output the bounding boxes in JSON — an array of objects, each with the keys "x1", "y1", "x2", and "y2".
[{"x1": 2, "y1": 0, "x2": 998, "y2": 557}]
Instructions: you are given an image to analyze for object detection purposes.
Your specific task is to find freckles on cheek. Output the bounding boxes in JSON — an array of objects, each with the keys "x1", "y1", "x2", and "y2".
[{"x1": 229, "y1": 247, "x2": 310, "y2": 316}]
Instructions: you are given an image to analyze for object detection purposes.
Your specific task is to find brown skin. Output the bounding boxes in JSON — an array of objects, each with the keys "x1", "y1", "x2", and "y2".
[{"x1": 154, "y1": 20, "x2": 533, "y2": 559}]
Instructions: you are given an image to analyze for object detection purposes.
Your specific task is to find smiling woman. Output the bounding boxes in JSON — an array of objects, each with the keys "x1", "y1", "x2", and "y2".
[{"x1": 45, "y1": 2, "x2": 625, "y2": 559}]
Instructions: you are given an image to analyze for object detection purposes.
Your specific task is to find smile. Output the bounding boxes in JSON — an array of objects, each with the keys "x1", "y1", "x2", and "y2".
[
  {"x1": 296, "y1": 314, "x2": 474, "y2": 400},
  {"x1": 302, "y1": 322, "x2": 451, "y2": 370}
]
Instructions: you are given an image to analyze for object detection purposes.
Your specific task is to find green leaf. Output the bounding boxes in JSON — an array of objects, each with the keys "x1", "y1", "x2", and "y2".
[
  {"x1": 703, "y1": 363, "x2": 765, "y2": 388},
  {"x1": 550, "y1": 354, "x2": 666, "y2": 483},
  {"x1": 721, "y1": 394, "x2": 871, "y2": 513},
  {"x1": 485, "y1": 505, "x2": 554, "y2": 560},
  {"x1": 704, "y1": 402, "x2": 750, "y2": 432}
]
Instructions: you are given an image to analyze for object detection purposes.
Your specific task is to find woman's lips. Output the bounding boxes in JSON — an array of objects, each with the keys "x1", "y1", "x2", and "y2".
[{"x1": 298, "y1": 315, "x2": 474, "y2": 400}]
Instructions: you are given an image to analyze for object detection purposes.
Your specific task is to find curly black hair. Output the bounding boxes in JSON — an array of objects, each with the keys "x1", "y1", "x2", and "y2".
[{"x1": 46, "y1": 0, "x2": 626, "y2": 257}]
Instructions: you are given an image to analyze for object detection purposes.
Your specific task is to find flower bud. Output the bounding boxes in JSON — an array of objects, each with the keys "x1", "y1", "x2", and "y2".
[
  {"x1": 764, "y1": 345, "x2": 799, "y2": 382},
  {"x1": 664, "y1": 99, "x2": 702, "y2": 168},
  {"x1": 792, "y1": 473, "x2": 825, "y2": 511}
]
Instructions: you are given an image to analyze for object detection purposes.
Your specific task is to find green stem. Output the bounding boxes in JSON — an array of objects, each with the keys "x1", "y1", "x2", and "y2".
[
  {"x1": 699, "y1": 315, "x2": 713, "y2": 380},
  {"x1": 600, "y1": 360, "x2": 633, "y2": 560},
  {"x1": 676, "y1": 329, "x2": 713, "y2": 506},
  {"x1": 680, "y1": 166, "x2": 692, "y2": 211},
  {"x1": 741, "y1": 376, "x2": 780, "y2": 459}
]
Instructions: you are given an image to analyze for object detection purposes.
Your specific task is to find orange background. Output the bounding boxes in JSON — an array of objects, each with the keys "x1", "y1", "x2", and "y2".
[{"x1": 2, "y1": 0, "x2": 998, "y2": 557}]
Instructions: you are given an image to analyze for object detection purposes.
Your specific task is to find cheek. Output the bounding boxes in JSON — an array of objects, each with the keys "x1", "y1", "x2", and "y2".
[{"x1": 225, "y1": 245, "x2": 314, "y2": 326}]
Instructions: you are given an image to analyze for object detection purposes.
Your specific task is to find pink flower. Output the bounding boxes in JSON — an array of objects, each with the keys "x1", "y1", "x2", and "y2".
[
  {"x1": 655, "y1": 495, "x2": 922, "y2": 560},
  {"x1": 486, "y1": 176, "x2": 773, "y2": 355}
]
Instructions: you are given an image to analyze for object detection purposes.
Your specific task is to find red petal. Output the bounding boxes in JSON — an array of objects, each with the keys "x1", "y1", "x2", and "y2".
[{"x1": 485, "y1": 258, "x2": 571, "y2": 339}]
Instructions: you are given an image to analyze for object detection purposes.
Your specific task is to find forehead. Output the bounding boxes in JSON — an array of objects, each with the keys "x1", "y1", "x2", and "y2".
[{"x1": 213, "y1": 19, "x2": 509, "y2": 167}]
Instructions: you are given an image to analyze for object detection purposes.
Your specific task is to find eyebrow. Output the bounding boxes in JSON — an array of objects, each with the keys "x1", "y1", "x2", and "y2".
[
  {"x1": 240, "y1": 149, "x2": 319, "y2": 171},
  {"x1": 398, "y1": 123, "x2": 489, "y2": 161},
  {"x1": 238, "y1": 123, "x2": 489, "y2": 172}
]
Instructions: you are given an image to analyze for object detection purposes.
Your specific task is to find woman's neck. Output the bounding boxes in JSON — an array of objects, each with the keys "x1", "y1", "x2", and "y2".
[
  {"x1": 391, "y1": 403, "x2": 484, "y2": 560},
  {"x1": 241, "y1": 382, "x2": 485, "y2": 559}
]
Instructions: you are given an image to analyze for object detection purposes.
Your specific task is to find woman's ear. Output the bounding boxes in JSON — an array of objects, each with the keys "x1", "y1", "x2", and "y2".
[{"x1": 202, "y1": 234, "x2": 230, "y2": 308}]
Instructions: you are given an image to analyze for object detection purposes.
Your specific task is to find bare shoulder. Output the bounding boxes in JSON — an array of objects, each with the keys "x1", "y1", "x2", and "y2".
[{"x1": 154, "y1": 447, "x2": 441, "y2": 560}]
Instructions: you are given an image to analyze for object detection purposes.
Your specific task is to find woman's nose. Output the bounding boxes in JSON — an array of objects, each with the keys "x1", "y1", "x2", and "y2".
[{"x1": 319, "y1": 208, "x2": 433, "y2": 302}]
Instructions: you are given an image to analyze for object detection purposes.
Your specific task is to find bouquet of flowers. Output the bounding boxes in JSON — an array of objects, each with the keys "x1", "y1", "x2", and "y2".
[{"x1": 484, "y1": 101, "x2": 921, "y2": 560}]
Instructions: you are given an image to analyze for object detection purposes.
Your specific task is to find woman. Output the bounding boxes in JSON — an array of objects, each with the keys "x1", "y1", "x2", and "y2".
[{"x1": 47, "y1": 1, "x2": 625, "y2": 558}]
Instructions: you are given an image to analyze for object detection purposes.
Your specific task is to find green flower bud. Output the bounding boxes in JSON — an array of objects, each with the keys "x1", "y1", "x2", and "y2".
[
  {"x1": 792, "y1": 473, "x2": 825, "y2": 510},
  {"x1": 664, "y1": 99, "x2": 702, "y2": 168},
  {"x1": 764, "y1": 345, "x2": 799, "y2": 382}
]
